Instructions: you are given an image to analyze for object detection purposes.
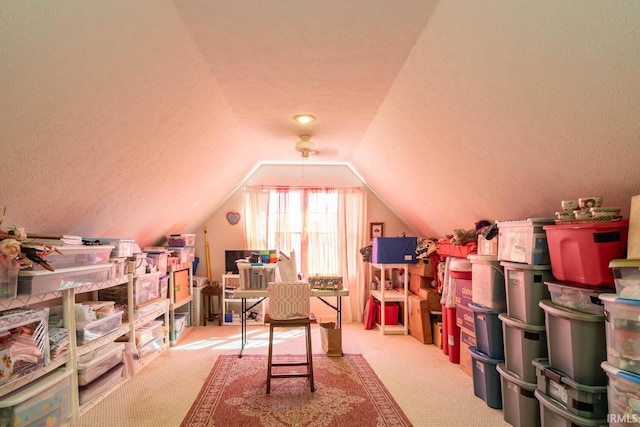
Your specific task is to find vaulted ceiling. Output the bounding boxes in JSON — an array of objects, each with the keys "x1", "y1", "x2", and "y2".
[{"x1": 1, "y1": 1, "x2": 639, "y2": 248}]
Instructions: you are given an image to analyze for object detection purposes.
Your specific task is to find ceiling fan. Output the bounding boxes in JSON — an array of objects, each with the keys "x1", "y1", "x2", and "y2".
[{"x1": 295, "y1": 135, "x2": 317, "y2": 158}]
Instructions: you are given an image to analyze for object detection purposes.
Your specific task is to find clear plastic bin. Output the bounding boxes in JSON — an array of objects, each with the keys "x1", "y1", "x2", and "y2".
[
  {"x1": 28, "y1": 245, "x2": 114, "y2": 271},
  {"x1": 601, "y1": 361, "x2": 640, "y2": 425},
  {"x1": 609, "y1": 258, "x2": 640, "y2": 299},
  {"x1": 0, "y1": 265, "x2": 19, "y2": 299},
  {"x1": 79, "y1": 363, "x2": 125, "y2": 406},
  {"x1": 238, "y1": 263, "x2": 277, "y2": 290},
  {"x1": 17, "y1": 264, "x2": 112, "y2": 295},
  {"x1": 545, "y1": 280, "x2": 608, "y2": 315},
  {"x1": 497, "y1": 218, "x2": 554, "y2": 265},
  {"x1": 599, "y1": 294, "x2": 640, "y2": 375},
  {"x1": 76, "y1": 310, "x2": 124, "y2": 345},
  {"x1": 0, "y1": 367, "x2": 72, "y2": 427},
  {"x1": 468, "y1": 254, "x2": 505, "y2": 310},
  {"x1": 77, "y1": 342, "x2": 125, "y2": 386}
]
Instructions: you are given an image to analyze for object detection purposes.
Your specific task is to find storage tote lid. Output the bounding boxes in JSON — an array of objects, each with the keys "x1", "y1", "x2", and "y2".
[
  {"x1": 448, "y1": 257, "x2": 471, "y2": 271},
  {"x1": 539, "y1": 299, "x2": 605, "y2": 322},
  {"x1": 467, "y1": 254, "x2": 499, "y2": 264},
  {"x1": 496, "y1": 363, "x2": 537, "y2": 390},
  {"x1": 601, "y1": 361, "x2": 640, "y2": 385},
  {"x1": 77, "y1": 342, "x2": 125, "y2": 370},
  {"x1": 544, "y1": 219, "x2": 629, "y2": 231},
  {"x1": 609, "y1": 258, "x2": 640, "y2": 269},
  {"x1": 496, "y1": 218, "x2": 555, "y2": 227},
  {"x1": 599, "y1": 293, "x2": 640, "y2": 306},
  {"x1": 498, "y1": 312, "x2": 546, "y2": 332},
  {"x1": 0, "y1": 368, "x2": 72, "y2": 407},
  {"x1": 467, "y1": 346, "x2": 502, "y2": 365},
  {"x1": 468, "y1": 301, "x2": 505, "y2": 315},
  {"x1": 499, "y1": 261, "x2": 552, "y2": 271}
]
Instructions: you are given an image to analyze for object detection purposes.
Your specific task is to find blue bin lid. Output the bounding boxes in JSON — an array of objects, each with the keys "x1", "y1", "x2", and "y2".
[
  {"x1": 468, "y1": 301, "x2": 506, "y2": 315},
  {"x1": 601, "y1": 361, "x2": 640, "y2": 385},
  {"x1": 599, "y1": 293, "x2": 640, "y2": 306},
  {"x1": 467, "y1": 346, "x2": 503, "y2": 365}
]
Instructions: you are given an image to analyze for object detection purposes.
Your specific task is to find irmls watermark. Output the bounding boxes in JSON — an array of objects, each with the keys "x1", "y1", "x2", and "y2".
[{"x1": 607, "y1": 413, "x2": 640, "y2": 423}]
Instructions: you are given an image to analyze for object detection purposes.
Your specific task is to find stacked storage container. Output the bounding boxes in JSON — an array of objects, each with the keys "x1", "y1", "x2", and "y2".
[
  {"x1": 599, "y1": 258, "x2": 640, "y2": 426},
  {"x1": 494, "y1": 218, "x2": 555, "y2": 426},
  {"x1": 466, "y1": 242, "x2": 507, "y2": 409},
  {"x1": 531, "y1": 219, "x2": 629, "y2": 426}
]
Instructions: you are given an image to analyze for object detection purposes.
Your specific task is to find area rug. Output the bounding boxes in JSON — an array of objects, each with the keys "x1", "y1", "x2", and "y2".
[{"x1": 180, "y1": 354, "x2": 413, "y2": 427}]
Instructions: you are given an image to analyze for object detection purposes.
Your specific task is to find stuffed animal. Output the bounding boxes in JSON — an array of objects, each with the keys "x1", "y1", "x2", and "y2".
[
  {"x1": 416, "y1": 238, "x2": 438, "y2": 259},
  {"x1": 447, "y1": 228, "x2": 477, "y2": 246}
]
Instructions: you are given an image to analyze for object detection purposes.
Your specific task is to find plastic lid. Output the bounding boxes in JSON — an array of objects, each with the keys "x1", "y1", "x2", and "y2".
[
  {"x1": 467, "y1": 346, "x2": 502, "y2": 364},
  {"x1": 498, "y1": 312, "x2": 546, "y2": 331},
  {"x1": 534, "y1": 389, "x2": 607, "y2": 426},
  {"x1": 539, "y1": 299, "x2": 605, "y2": 321},
  {"x1": 496, "y1": 363, "x2": 537, "y2": 390},
  {"x1": 599, "y1": 293, "x2": 640, "y2": 306},
  {"x1": 467, "y1": 254, "x2": 499, "y2": 263},
  {"x1": 601, "y1": 361, "x2": 640, "y2": 385},
  {"x1": 544, "y1": 219, "x2": 629, "y2": 230},
  {"x1": 469, "y1": 301, "x2": 505, "y2": 315},
  {"x1": 609, "y1": 258, "x2": 640, "y2": 268},
  {"x1": 499, "y1": 261, "x2": 552, "y2": 271}
]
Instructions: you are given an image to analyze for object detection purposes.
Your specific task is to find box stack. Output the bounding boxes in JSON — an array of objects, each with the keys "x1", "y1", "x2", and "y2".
[
  {"x1": 598, "y1": 243, "x2": 640, "y2": 424},
  {"x1": 407, "y1": 258, "x2": 440, "y2": 345},
  {"x1": 437, "y1": 240, "x2": 477, "y2": 367},
  {"x1": 491, "y1": 218, "x2": 555, "y2": 423}
]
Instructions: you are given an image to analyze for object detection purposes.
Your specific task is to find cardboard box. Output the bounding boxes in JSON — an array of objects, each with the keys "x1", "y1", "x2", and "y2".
[
  {"x1": 455, "y1": 302, "x2": 475, "y2": 333},
  {"x1": 372, "y1": 237, "x2": 417, "y2": 264},
  {"x1": 453, "y1": 271, "x2": 473, "y2": 306},
  {"x1": 407, "y1": 293, "x2": 432, "y2": 344},
  {"x1": 419, "y1": 287, "x2": 442, "y2": 312},
  {"x1": 409, "y1": 274, "x2": 430, "y2": 295},
  {"x1": 408, "y1": 259, "x2": 434, "y2": 277},
  {"x1": 432, "y1": 321, "x2": 443, "y2": 349},
  {"x1": 460, "y1": 327, "x2": 475, "y2": 377}
]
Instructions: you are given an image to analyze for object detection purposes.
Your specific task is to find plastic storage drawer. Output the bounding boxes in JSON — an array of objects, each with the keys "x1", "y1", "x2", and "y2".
[
  {"x1": 129, "y1": 320, "x2": 164, "y2": 347},
  {"x1": 0, "y1": 368, "x2": 72, "y2": 427},
  {"x1": 497, "y1": 218, "x2": 554, "y2": 265},
  {"x1": 545, "y1": 280, "x2": 608, "y2": 316},
  {"x1": 502, "y1": 262, "x2": 554, "y2": 325},
  {"x1": 17, "y1": 264, "x2": 112, "y2": 295},
  {"x1": 609, "y1": 258, "x2": 640, "y2": 299},
  {"x1": 496, "y1": 363, "x2": 539, "y2": 427},
  {"x1": 499, "y1": 313, "x2": 547, "y2": 383},
  {"x1": 28, "y1": 245, "x2": 114, "y2": 271},
  {"x1": 238, "y1": 263, "x2": 277, "y2": 290},
  {"x1": 543, "y1": 220, "x2": 629, "y2": 287},
  {"x1": 76, "y1": 310, "x2": 124, "y2": 345},
  {"x1": 77, "y1": 341, "x2": 125, "y2": 386},
  {"x1": 78, "y1": 363, "x2": 125, "y2": 406},
  {"x1": 532, "y1": 358, "x2": 607, "y2": 419},
  {"x1": 468, "y1": 346, "x2": 503, "y2": 409},
  {"x1": 599, "y1": 294, "x2": 640, "y2": 375},
  {"x1": 539, "y1": 300, "x2": 607, "y2": 386}
]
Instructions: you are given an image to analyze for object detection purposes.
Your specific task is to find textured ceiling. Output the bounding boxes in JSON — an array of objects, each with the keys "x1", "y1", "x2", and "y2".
[{"x1": 0, "y1": 1, "x2": 639, "y2": 248}]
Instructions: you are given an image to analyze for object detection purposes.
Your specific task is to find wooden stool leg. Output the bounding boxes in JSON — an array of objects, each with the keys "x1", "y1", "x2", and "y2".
[
  {"x1": 267, "y1": 324, "x2": 275, "y2": 394},
  {"x1": 306, "y1": 324, "x2": 314, "y2": 392}
]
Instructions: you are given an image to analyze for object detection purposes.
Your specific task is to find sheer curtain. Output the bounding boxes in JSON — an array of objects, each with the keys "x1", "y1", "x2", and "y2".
[{"x1": 243, "y1": 186, "x2": 367, "y2": 322}]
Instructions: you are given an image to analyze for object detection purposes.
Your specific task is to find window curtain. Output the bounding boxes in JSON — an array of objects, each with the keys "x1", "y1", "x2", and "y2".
[{"x1": 243, "y1": 186, "x2": 367, "y2": 322}]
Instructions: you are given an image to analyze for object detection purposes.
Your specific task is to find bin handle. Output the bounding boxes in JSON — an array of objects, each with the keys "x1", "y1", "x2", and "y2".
[{"x1": 543, "y1": 366, "x2": 564, "y2": 384}]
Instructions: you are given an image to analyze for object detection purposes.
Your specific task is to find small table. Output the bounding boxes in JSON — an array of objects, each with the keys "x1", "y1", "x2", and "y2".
[{"x1": 233, "y1": 288, "x2": 349, "y2": 357}]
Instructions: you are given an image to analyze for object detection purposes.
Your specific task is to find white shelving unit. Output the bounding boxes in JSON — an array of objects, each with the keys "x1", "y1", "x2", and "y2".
[
  {"x1": 0, "y1": 269, "x2": 170, "y2": 424},
  {"x1": 221, "y1": 273, "x2": 264, "y2": 326},
  {"x1": 369, "y1": 263, "x2": 409, "y2": 335}
]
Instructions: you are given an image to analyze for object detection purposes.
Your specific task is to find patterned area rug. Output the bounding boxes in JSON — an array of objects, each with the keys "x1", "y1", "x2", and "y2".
[{"x1": 181, "y1": 354, "x2": 413, "y2": 427}]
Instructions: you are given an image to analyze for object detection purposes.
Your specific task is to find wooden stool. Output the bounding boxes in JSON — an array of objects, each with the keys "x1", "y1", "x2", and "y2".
[
  {"x1": 265, "y1": 314, "x2": 316, "y2": 394},
  {"x1": 202, "y1": 283, "x2": 222, "y2": 326}
]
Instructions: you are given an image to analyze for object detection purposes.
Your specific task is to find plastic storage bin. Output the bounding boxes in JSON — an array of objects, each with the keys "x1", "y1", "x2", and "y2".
[
  {"x1": 0, "y1": 265, "x2": 19, "y2": 299},
  {"x1": 17, "y1": 264, "x2": 112, "y2": 295},
  {"x1": 129, "y1": 320, "x2": 164, "y2": 347},
  {"x1": 78, "y1": 363, "x2": 125, "y2": 406},
  {"x1": 599, "y1": 294, "x2": 640, "y2": 375},
  {"x1": 372, "y1": 236, "x2": 417, "y2": 263},
  {"x1": 502, "y1": 261, "x2": 554, "y2": 325},
  {"x1": 87, "y1": 238, "x2": 135, "y2": 258},
  {"x1": 496, "y1": 363, "x2": 539, "y2": 427},
  {"x1": 539, "y1": 300, "x2": 607, "y2": 385},
  {"x1": 609, "y1": 258, "x2": 640, "y2": 299},
  {"x1": 77, "y1": 342, "x2": 125, "y2": 386},
  {"x1": 535, "y1": 389, "x2": 608, "y2": 427},
  {"x1": 0, "y1": 308, "x2": 50, "y2": 386},
  {"x1": 477, "y1": 235, "x2": 499, "y2": 257},
  {"x1": 238, "y1": 263, "x2": 277, "y2": 290},
  {"x1": 76, "y1": 310, "x2": 124, "y2": 345},
  {"x1": 166, "y1": 246, "x2": 195, "y2": 264},
  {"x1": 468, "y1": 346, "x2": 503, "y2": 409},
  {"x1": 544, "y1": 220, "x2": 629, "y2": 287},
  {"x1": 532, "y1": 358, "x2": 608, "y2": 419},
  {"x1": 143, "y1": 250, "x2": 169, "y2": 275},
  {"x1": 0, "y1": 368, "x2": 72, "y2": 427},
  {"x1": 499, "y1": 313, "x2": 548, "y2": 383},
  {"x1": 28, "y1": 245, "x2": 114, "y2": 271},
  {"x1": 601, "y1": 361, "x2": 640, "y2": 425},
  {"x1": 545, "y1": 280, "x2": 608, "y2": 315},
  {"x1": 469, "y1": 255, "x2": 506, "y2": 310},
  {"x1": 497, "y1": 218, "x2": 555, "y2": 265},
  {"x1": 167, "y1": 233, "x2": 196, "y2": 247},
  {"x1": 469, "y1": 301, "x2": 505, "y2": 359},
  {"x1": 375, "y1": 300, "x2": 399, "y2": 326}
]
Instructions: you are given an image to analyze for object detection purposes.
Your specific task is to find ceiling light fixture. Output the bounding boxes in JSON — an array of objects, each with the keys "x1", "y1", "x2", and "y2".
[{"x1": 293, "y1": 114, "x2": 315, "y2": 124}]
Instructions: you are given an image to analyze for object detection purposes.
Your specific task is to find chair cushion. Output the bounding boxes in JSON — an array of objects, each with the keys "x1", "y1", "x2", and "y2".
[{"x1": 267, "y1": 281, "x2": 311, "y2": 320}]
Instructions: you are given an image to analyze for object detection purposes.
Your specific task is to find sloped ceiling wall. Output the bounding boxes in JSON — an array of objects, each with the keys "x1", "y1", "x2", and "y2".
[
  {"x1": 353, "y1": 1, "x2": 640, "y2": 237},
  {"x1": 0, "y1": 1, "x2": 639, "y2": 249}
]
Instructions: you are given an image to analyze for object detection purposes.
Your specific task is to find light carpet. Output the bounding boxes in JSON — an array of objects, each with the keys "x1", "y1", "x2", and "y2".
[{"x1": 180, "y1": 354, "x2": 412, "y2": 427}]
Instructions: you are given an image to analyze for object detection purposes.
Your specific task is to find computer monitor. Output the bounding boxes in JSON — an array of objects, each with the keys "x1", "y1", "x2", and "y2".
[{"x1": 224, "y1": 250, "x2": 260, "y2": 274}]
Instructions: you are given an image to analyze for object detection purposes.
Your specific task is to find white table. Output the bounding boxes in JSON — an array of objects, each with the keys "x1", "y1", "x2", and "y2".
[{"x1": 233, "y1": 288, "x2": 349, "y2": 357}]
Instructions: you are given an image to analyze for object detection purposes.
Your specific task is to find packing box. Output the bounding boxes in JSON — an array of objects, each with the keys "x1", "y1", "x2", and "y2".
[
  {"x1": 372, "y1": 237, "x2": 417, "y2": 264},
  {"x1": 407, "y1": 293, "x2": 433, "y2": 344},
  {"x1": 408, "y1": 259, "x2": 433, "y2": 277}
]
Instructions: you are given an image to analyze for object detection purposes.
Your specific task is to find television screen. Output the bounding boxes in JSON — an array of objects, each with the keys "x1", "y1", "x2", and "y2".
[{"x1": 224, "y1": 250, "x2": 261, "y2": 274}]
